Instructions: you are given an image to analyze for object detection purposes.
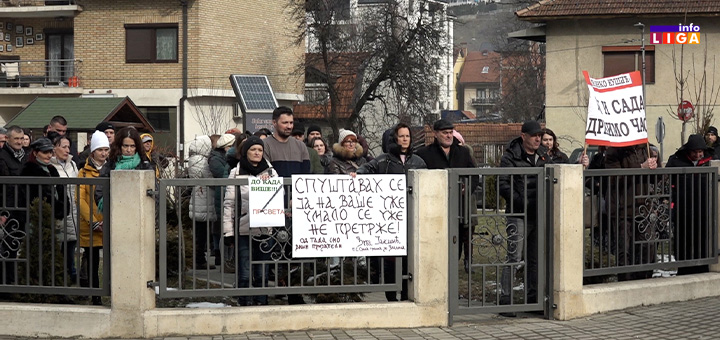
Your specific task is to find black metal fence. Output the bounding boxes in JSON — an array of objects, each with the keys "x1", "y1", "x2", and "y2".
[
  {"x1": 157, "y1": 177, "x2": 404, "y2": 305},
  {"x1": 0, "y1": 176, "x2": 110, "y2": 299},
  {"x1": 449, "y1": 167, "x2": 549, "y2": 316},
  {"x1": 583, "y1": 167, "x2": 718, "y2": 278}
]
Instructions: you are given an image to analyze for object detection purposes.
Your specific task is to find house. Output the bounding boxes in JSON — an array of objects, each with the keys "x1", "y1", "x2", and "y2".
[
  {"x1": 516, "y1": 0, "x2": 720, "y2": 158},
  {"x1": 457, "y1": 50, "x2": 501, "y2": 117},
  {"x1": 0, "y1": 1, "x2": 304, "y2": 154}
]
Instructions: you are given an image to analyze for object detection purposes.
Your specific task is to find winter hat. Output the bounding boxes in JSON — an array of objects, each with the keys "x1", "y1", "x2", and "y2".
[
  {"x1": 338, "y1": 129, "x2": 357, "y2": 143},
  {"x1": 452, "y1": 130, "x2": 465, "y2": 145},
  {"x1": 30, "y1": 137, "x2": 53, "y2": 152},
  {"x1": 216, "y1": 134, "x2": 235, "y2": 148},
  {"x1": 433, "y1": 119, "x2": 454, "y2": 131},
  {"x1": 90, "y1": 130, "x2": 110, "y2": 152},
  {"x1": 95, "y1": 121, "x2": 114, "y2": 132},
  {"x1": 306, "y1": 124, "x2": 322, "y2": 138},
  {"x1": 685, "y1": 134, "x2": 707, "y2": 151},
  {"x1": 240, "y1": 136, "x2": 264, "y2": 159},
  {"x1": 291, "y1": 122, "x2": 305, "y2": 136},
  {"x1": 707, "y1": 126, "x2": 718, "y2": 136}
]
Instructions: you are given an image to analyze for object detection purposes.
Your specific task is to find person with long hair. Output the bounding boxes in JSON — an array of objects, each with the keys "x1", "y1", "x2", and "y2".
[
  {"x1": 49, "y1": 133, "x2": 79, "y2": 282},
  {"x1": 310, "y1": 136, "x2": 332, "y2": 173},
  {"x1": 540, "y1": 128, "x2": 569, "y2": 163},
  {"x1": 104, "y1": 127, "x2": 152, "y2": 172}
]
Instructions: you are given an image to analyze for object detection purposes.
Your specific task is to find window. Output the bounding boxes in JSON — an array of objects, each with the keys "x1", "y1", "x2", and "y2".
[
  {"x1": 482, "y1": 66, "x2": 489, "y2": 73},
  {"x1": 602, "y1": 45, "x2": 655, "y2": 83},
  {"x1": 139, "y1": 107, "x2": 174, "y2": 131},
  {"x1": 126, "y1": 24, "x2": 178, "y2": 63}
]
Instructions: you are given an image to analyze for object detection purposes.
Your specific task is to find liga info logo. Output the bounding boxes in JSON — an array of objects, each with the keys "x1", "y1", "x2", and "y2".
[{"x1": 650, "y1": 23, "x2": 700, "y2": 44}]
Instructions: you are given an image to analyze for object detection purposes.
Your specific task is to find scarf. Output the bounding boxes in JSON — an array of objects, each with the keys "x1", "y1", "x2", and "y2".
[
  {"x1": 115, "y1": 153, "x2": 141, "y2": 170},
  {"x1": 13, "y1": 148, "x2": 25, "y2": 162},
  {"x1": 239, "y1": 156, "x2": 269, "y2": 176},
  {"x1": 36, "y1": 159, "x2": 50, "y2": 174}
]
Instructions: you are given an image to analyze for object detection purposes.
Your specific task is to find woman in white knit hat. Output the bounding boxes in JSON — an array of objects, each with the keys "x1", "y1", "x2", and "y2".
[
  {"x1": 77, "y1": 130, "x2": 110, "y2": 305},
  {"x1": 328, "y1": 129, "x2": 366, "y2": 174}
]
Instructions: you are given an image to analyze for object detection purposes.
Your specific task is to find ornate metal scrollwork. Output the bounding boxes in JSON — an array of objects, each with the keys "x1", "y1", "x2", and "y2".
[
  {"x1": 472, "y1": 217, "x2": 524, "y2": 264},
  {"x1": 0, "y1": 212, "x2": 24, "y2": 259}
]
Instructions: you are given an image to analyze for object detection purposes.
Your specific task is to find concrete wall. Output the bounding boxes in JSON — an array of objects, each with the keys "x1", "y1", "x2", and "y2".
[
  {"x1": 0, "y1": 169, "x2": 450, "y2": 338},
  {"x1": 544, "y1": 18, "x2": 720, "y2": 159}
]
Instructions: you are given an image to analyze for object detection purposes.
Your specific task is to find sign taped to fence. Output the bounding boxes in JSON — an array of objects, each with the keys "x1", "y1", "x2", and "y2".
[
  {"x1": 291, "y1": 174, "x2": 407, "y2": 258},
  {"x1": 583, "y1": 70, "x2": 648, "y2": 147},
  {"x1": 248, "y1": 178, "x2": 285, "y2": 227}
]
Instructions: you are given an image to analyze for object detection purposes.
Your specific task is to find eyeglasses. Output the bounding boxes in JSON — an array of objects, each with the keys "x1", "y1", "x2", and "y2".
[{"x1": 122, "y1": 144, "x2": 136, "y2": 148}]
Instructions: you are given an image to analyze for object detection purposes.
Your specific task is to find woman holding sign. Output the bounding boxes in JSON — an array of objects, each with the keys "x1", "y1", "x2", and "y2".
[
  {"x1": 354, "y1": 122, "x2": 426, "y2": 301},
  {"x1": 223, "y1": 136, "x2": 277, "y2": 306}
]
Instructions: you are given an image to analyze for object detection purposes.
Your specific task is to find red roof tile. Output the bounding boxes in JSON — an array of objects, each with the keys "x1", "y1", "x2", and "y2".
[
  {"x1": 458, "y1": 51, "x2": 501, "y2": 84},
  {"x1": 517, "y1": 0, "x2": 720, "y2": 21}
]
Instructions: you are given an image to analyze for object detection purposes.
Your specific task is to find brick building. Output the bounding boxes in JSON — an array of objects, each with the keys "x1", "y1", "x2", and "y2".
[{"x1": 0, "y1": 0, "x2": 304, "y2": 153}]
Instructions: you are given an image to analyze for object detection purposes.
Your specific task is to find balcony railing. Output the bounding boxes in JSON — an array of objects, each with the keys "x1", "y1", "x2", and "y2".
[
  {"x1": 0, "y1": 59, "x2": 81, "y2": 88},
  {"x1": 1, "y1": 0, "x2": 75, "y2": 6},
  {"x1": 471, "y1": 97, "x2": 496, "y2": 106}
]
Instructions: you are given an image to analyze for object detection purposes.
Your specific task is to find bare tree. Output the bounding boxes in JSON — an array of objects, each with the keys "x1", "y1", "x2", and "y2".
[
  {"x1": 288, "y1": 0, "x2": 450, "y2": 138},
  {"x1": 668, "y1": 37, "x2": 720, "y2": 143},
  {"x1": 488, "y1": 8, "x2": 546, "y2": 123},
  {"x1": 188, "y1": 78, "x2": 235, "y2": 135}
]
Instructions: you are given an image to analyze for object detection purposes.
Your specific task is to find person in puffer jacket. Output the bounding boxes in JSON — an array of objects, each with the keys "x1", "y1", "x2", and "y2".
[
  {"x1": 356, "y1": 122, "x2": 426, "y2": 302},
  {"x1": 49, "y1": 133, "x2": 79, "y2": 282},
  {"x1": 222, "y1": 136, "x2": 277, "y2": 306},
  {"x1": 186, "y1": 135, "x2": 216, "y2": 269}
]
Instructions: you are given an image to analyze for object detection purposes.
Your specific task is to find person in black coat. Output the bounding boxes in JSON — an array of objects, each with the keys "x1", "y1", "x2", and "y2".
[
  {"x1": 416, "y1": 119, "x2": 477, "y2": 282},
  {"x1": 497, "y1": 121, "x2": 553, "y2": 314},
  {"x1": 416, "y1": 119, "x2": 475, "y2": 169},
  {"x1": 704, "y1": 126, "x2": 720, "y2": 160},
  {"x1": 356, "y1": 122, "x2": 426, "y2": 301},
  {"x1": 666, "y1": 134, "x2": 713, "y2": 275},
  {"x1": 20, "y1": 137, "x2": 68, "y2": 221}
]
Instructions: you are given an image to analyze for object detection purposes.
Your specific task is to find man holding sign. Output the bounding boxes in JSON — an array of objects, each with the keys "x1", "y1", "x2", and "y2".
[{"x1": 584, "y1": 70, "x2": 657, "y2": 281}]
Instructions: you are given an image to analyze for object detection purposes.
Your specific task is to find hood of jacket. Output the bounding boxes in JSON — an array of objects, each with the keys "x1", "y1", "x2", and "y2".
[
  {"x1": 332, "y1": 143, "x2": 364, "y2": 161},
  {"x1": 188, "y1": 135, "x2": 212, "y2": 157},
  {"x1": 140, "y1": 133, "x2": 155, "y2": 159}
]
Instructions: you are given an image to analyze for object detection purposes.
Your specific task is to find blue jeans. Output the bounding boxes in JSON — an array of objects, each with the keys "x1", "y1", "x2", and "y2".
[{"x1": 237, "y1": 235, "x2": 269, "y2": 305}]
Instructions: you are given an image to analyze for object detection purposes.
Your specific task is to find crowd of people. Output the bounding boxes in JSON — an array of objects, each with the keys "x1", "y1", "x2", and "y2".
[{"x1": 0, "y1": 108, "x2": 715, "y2": 308}]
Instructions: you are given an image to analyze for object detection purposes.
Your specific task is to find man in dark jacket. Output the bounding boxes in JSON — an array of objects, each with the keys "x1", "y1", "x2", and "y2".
[
  {"x1": 417, "y1": 119, "x2": 476, "y2": 274},
  {"x1": 0, "y1": 125, "x2": 29, "y2": 284},
  {"x1": 704, "y1": 126, "x2": 720, "y2": 159},
  {"x1": 497, "y1": 121, "x2": 552, "y2": 315},
  {"x1": 666, "y1": 134, "x2": 713, "y2": 275}
]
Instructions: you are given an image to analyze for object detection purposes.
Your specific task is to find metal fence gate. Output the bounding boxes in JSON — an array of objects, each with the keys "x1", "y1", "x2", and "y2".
[{"x1": 448, "y1": 167, "x2": 553, "y2": 321}]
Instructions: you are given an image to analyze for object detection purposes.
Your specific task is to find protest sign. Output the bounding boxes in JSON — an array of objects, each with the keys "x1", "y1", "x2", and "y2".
[
  {"x1": 248, "y1": 177, "x2": 285, "y2": 227},
  {"x1": 291, "y1": 174, "x2": 407, "y2": 258},
  {"x1": 583, "y1": 70, "x2": 648, "y2": 146}
]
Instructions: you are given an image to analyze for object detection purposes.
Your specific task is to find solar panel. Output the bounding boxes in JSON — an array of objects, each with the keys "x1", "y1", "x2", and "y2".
[{"x1": 230, "y1": 75, "x2": 279, "y2": 114}]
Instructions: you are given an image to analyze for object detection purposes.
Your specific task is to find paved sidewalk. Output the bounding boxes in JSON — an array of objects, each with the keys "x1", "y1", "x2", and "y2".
[
  {"x1": 2, "y1": 296, "x2": 717, "y2": 339},
  {"x1": 173, "y1": 296, "x2": 719, "y2": 339}
]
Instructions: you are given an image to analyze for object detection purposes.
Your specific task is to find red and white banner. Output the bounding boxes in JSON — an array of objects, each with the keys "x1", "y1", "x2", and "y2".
[{"x1": 583, "y1": 70, "x2": 648, "y2": 147}]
